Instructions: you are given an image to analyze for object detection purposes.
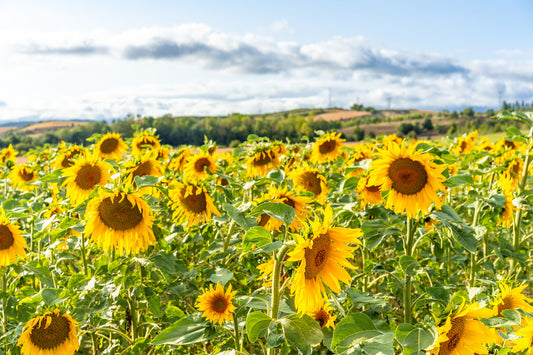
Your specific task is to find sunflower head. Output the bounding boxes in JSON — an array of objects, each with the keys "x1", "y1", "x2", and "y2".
[
  {"x1": 18, "y1": 309, "x2": 79, "y2": 355},
  {"x1": 0, "y1": 210, "x2": 27, "y2": 267},
  {"x1": 196, "y1": 283, "x2": 237, "y2": 325},
  {"x1": 168, "y1": 148, "x2": 191, "y2": 173},
  {"x1": 310, "y1": 303, "x2": 337, "y2": 329},
  {"x1": 368, "y1": 141, "x2": 447, "y2": 218},
  {"x1": 131, "y1": 132, "x2": 161, "y2": 155},
  {"x1": 169, "y1": 182, "x2": 221, "y2": 229},
  {"x1": 55, "y1": 145, "x2": 84, "y2": 169},
  {"x1": 246, "y1": 147, "x2": 280, "y2": 177},
  {"x1": 311, "y1": 132, "x2": 345, "y2": 164},
  {"x1": 0, "y1": 144, "x2": 18, "y2": 165},
  {"x1": 492, "y1": 283, "x2": 533, "y2": 317},
  {"x1": 356, "y1": 175, "x2": 384, "y2": 208},
  {"x1": 184, "y1": 152, "x2": 217, "y2": 180},
  {"x1": 9, "y1": 164, "x2": 39, "y2": 191},
  {"x1": 265, "y1": 185, "x2": 312, "y2": 232},
  {"x1": 85, "y1": 190, "x2": 155, "y2": 254},
  {"x1": 95, "y1": 132, "x2": 127, "y2": 160},
  {"x1": 290, "y1": 165, "x2": 328, "y2": 203}
]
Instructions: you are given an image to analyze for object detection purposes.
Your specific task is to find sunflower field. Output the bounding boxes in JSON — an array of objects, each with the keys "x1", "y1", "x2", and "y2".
[{"x1": 2, "y1": 110, "x2": 533, "y2": 354}]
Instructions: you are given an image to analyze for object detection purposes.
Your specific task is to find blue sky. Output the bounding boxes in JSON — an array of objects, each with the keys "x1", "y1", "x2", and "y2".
[{"x1": 0, "y1": 0, "x2": 532, "y2": 121}]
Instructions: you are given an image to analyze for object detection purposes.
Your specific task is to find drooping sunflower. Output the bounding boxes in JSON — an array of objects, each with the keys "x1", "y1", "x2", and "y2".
[
  {"x1": 310, "y1": 132, "x2": 345, "y2": 164},
  {"x1": 356, "y1": 176, "x2": 384, "y2": 208},
  {"x1": 126, "y1": 155, "x2": 163, "y2": 185},
  {"x1": 310, "y1": 303, "x2": 337, "y2": 329},
  {"x1": 94, "y1": 132, "x2": 127, "y2": 160},
  {"x1": 498, "y1": 174, "x2": 516, "y2": 228},
  {"x1": 168, "y1": 148, "x2": 191, "y2": 173},
  {"x1": 492, "y1": 283, "x2": 533, "y2": 318},
  {"x1": 85, "y1": 190, "x2": 155, "y2": 254},
  {"x1": 368, "y1": 141, "x2": 447, "y2": 218},
  {"x1": 0, "y1": 211, "x2": 27, "y2": 267},
  {"x1": 18, "y1": 309, "x2": 79, "y2": 355},
  {"x1": 63, "y1": 153, "x2": 113, "y2": 205},
  {"x1": 196, "y1": 283, "x2": 237, "y2": 325},
  {"x1": 288, "y1": 206, "x2": 362, "y2": 313},
  {"x1": 131, "y1": 132, "x2": 161, "y2": 156},
  {"x1": 184, "y1": 152, "x2": 217, "y2": 180},
  {"x1": 511, "y1": 316, "x2": 533, "y2": 354},
  {"x1": 451, "y1": 131, "x2": 478, "y2": 156},
  {"x1": 169, "y1": 182, "x2": 221, "y2": 228},
  {"x1": 428, "y1": 302, "x2": 497, "y2": 355},
  {"x1": 246, "y1": 147, "x2": 280, "y2": 178},
  {"x1": 55, "y1": 145, "x2": 84, "y2": 169},
  {"x1": 290, "y1": 166, "x2": 329, "y2": 203},
  {"x1": 257, "y1": 259, "x2": 275, "y2": 288},
  {"x1": 0, "y1": 144, "x2": 18, "y2": 165},
  {"x1": 9, "y1": 164, "x2": 38, "y2": 191},
  {"x1": 272, "y1": 186, "x2": 313, "y2": 231}
]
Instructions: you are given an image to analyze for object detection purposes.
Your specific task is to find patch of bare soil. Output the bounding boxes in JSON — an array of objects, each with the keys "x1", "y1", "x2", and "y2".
[{"x1": 314, "y1": 110, "x2": 371, "y2": 121}]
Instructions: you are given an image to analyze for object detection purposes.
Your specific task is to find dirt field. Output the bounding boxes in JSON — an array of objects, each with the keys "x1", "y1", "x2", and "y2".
[
  {"x1": 314, "y1": 110, "x2": 371, "y2": 121},
  {"x1": 18, "y1": 121, "x2": 88, "y2": 137}
]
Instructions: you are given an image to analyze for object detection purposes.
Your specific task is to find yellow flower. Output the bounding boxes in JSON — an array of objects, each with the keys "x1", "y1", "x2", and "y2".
[
  {"x1": 368, "y1": 141, "x2": 447, "y2": 218},
  {"x1": 257, "y1": 259, "x2": 275, "y2": 288},
  {"x1": 451, "y1": 131, "x2": 478, "y2": 156},
  {"x1": 511, "y1": 316, "x2": 533, "y2": 354},
  {"x1": 0, "y1": 144, "x2": 18, "y2": 165},
  {"x1": 63, "y1": 153, "x2": 113, "y2": 205},
  {"x1": 356, "y1": 176, "x2": 384, "y2": 208},
  {"x1": 288, "y1": 206, "x2": 362, "y2": 313},
  {"x1": 492, "y1": 283, "x2": 533, "y2": 318},
  {"x1": 55, "y1": 145, "x2": 84, "y2": 169},
  {"x1": 85, "y1": 190, "x2": 156, "y2": 254},
  {"x1": 196, "y1": 283, "x2": 237, "y2": 325},
  {"x1": 428, "y1": 302, "x2": 497, "y2": 354},
  {"x1": 131, "y1": 133, "x2": 161, "y2": 155},
  {"x1": 169, "y1": 182, "x2": 221, "y2": 229},
  {"x1": 168, "y1": 148, "x2": 191, "y2": 173},
  {"x1": 94, "y1": 132, "x2": 127, "y2": 160},
  {"x1": 310, "y1": 303, "x2": 337, "y2": 329},
  {"x1": 290, "y1": 166, "x2": 329, "y2": 203},
  {"x1": 0, "y1": 210, "x2": 27, "y2": 267},
  {"x1": 246, "y1": 148, "x2": 280, "y2": 177},
  {"x1": 184, "y1": 152, "x2": 217, "y2": 180},
  {"x1": 311, "y1": 132, "x2": 345, "y2": 164},
  {"x1": 265, "y1": 186, "x2": 313, "y2": 232},
  {"x1": 9, "y1": 164, "x2": 38, "y2": 191},
  {"x1": 18, "y1": 309, "x2": 79, "y2": 355}
]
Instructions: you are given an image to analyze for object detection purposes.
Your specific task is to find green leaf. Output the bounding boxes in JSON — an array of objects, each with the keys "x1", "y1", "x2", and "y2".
[
  {"x1": 148, "y1": 295, "x2": 161, "y2": 318},
  {"x1": 506, "y1": 126, "x2": 524, "y2": 138},
  {"x1": 209, "y1": 268, "x2": 233, "y2": 286},
  {"x1": 242, "y1": 226, "x2": 272, "y2": 252},
  {"x1": 151, "y1": 317, "x2": 219, "y2": 346},
  {"x1": 246, "y1": 311, "x2": 272, "y2": 342},
  {"x1": 395, "y1": 323, "x2": 437, "y2": 355},
  {"x1": 251, "y1": 202, "x2": 295, "y2": 227},
  {"x1": 425, "y1": 287, "x2": 450, "y2": 303},
  {"x1": 223, "y1": 204, "x2": 255, "y2": 231},
  {"x1": 134, "y1": 175, "x2": 162, "y2": 188},
  {"x1": 279, "y1": 314, "x2": 323, "y2": 354},
  {"x1": 331, "y1": 313, "x2": 381, "y2": 351},
  {"x1": 254, "y1": 241, "x2": 283, "y2": 254},
  {"x1": 400, "y1": 255, "x2": 420, "y2": 276},
  {"x1": 482, "y1": 309, "x2": 521, "y2": 327},
  {"x1": 42, "y1": 289, "x2": 64, "y2": 306},
  {"x1": 151, "y1": 253, "x2": 177, "y2": 275},
  {"x1": 266, "y1": 169, "x2": 285, "y2": 184},
  {"x1": 40, "y1": 169, "x2": 63, "y2": 182},
  {"x1": 444, "y1": 174, "x2": 474, "y2": 187},
  {"x1": 431, "y1": 205, "x2": 477, "y2": 253}
]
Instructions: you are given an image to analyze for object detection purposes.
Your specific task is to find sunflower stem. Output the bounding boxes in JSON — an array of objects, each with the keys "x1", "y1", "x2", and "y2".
[
  {"x1": 267, "y1": 243, "x2": 290, "y2": 355},
  {"x1": 469, "y1": 199, "x2": 483, "y2": 286},
  {"x1": 223, "y1": 220, "x2": 236, "y2": 253},
  {"x1": 403, "y1": 217, "x2": 415, "y2": 324},
  {"x1": 80, "y1": 232, "x2": 89, "y2": 276},
  {"x1": 1, "y1": 268, "x2": 7, "y2": 334},
  {"x1": 232, "y1": 311, "x2": 241, "y2": 352}
]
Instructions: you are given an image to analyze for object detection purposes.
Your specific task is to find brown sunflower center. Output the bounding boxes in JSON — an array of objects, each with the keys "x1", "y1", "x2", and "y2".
[
  {"x1": 98, "y1": 195, "x2": 143, "y2": 231},
  {"x1": 301, "y1": 172, "x2": 322, "y2": 196},
  {"x1": 29, "y1": 313, "x2": 71, "y2": 350},
  {"x1": 281, "y1": 196, "x2": 295, "y2": 208},
  {"x1": 258, "y1": 213, "x2": 270, "y2": 227},
  {"x1": 182, "y1": 188, "x2": 207, "y2": 214},
  {"x1": 459, "y1": 140, "x2": 468, "y2": 153},
  {"x1": 497, "y1": 296, "x2": 516, "y2": 316},
  {"x1": 19, "y1": 168, "x2": 34, "y2": 182},
  {"x1": 445, "y1": 317, "x2": 465, "y2": 351},
  {"x1": 0, "y1": 225, "x2": 14, "y2": 250},
  {"x1": 318, "y1": 139, "x2": 337, "y2": 154},
  {"x1": 212, "y1": 296, "x2": 229, "y2": 313},
  {"x1": 61, "y1": 148, "x2": 82, "y2": 168},
  {"x1": 314, "y1": 309, "x2": 329, "y2": 328},
  {"x1": 75, "y1": 165, "x2": 102, "y2": 190},
  {"x1": 504, "y1": 140, "x2": 516, "y2": 149},
  {"x1": 100, "y1": 137, "x2": 119, "y2": 154},
  {"x1": 132, "y1": 161, "x2": 154, "y2": 178},
  {"x1": 194, "y1": 158, "x2": 212, "y2": 173},
  {"x1": 388, "y1": 158, "x2": 428, "y2": 195},
  {"x1": 252, "y1": 151, "x2": 274, "y2": 167},
  {"x1": 366, "y1": 185, "x2": 381, "y2": 193},
  {"x1": 304, "y1": 233, "x2": 331, "y2": 279},
  {"x1": 136, "y1": 138, "x2": 157, "y2": 151}
]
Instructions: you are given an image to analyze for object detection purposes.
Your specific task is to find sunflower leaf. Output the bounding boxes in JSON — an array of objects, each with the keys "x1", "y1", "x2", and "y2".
[
  {"x1": 331, "y1": 313, "x2": 388, "y2": 353},
  {"x1": 279, "y1": 313, "x2": 323, "y2": 354},
  {"x1": 243, "y1": 226, "x2": 272, "y2": 252},
  {"x1": 245, "y1": 311, "x2": 272, "y2": 342},
  {"x1": 394, "y1": 323, "x2": 437, "y2": 355},
  {"x1": 151, "y1": 316, "x2": 220, "y2": 346},
  {"x1": 250, "y1": 202, "x2": 295, "y2": 227},
  {"x1": 209, "y1": 268, "x2": 233, "y2": 286}
]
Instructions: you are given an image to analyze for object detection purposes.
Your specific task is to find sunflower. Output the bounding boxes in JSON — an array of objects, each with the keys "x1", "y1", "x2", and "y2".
[
  {"x1": 311, "y1": 132, "x2": 345, "y2": 164},
  {"x1": 169, "y1": 182, "x2": 221, "y2": 228},
  {"x1": 345, "y1": 143, "x2": 373, "y2": 166},
  {"x1": 196, "y1": 283, "x2": 237, "y2": 325},
  {"x1": 288, "y1": 206, "x2": 362, "y2": 313},
  {"x1": 428, "y1": 302, "x2": 497, "y2": 354},
  {"x1": 168, "y1": 148, "x2": 191, "y2": 173},
  {"x1": 498, "y1": 174, "x2": 516, "y2": 228},
  {"x1": 257, "y1": 259, "x2": 275, "y2": 288},
  {"x1": 55, "y1": 145, "x2": 84, "y2": 169},
  {"x1": 18, "y1": 309, "x2": 79, "y2": 355},
  {"x1": 0, "y1": 211, "x2": 27, "y2": 267},
  {"x1": 126, "y1": 155, "x2": 163, "y2": 184},
  {"x1": 310, "y1": 303, "x2": 337, "y2": 329},
  {"x1": 246, "y1": 147, "x2": 280, "y2": 178},
  {"x1": 63, "y1": 153, "x2": 113, "y2": 205},
  {"x1": 184, "y1": 152, "x2": 217, "y2": 180},
  {"x1": 0, "y1": 144, "x2": 18, "y2": 165},
  {"x1": 368, "y1": 141, "x2": 447, "y2": 218},
  {"x1": 492, "y1": 283, "x2": 533, "y2": 318},
  {"x1": 356, "y1": 176, "x2": 384, "y2": 208},
  {"x1": 290, "y1": 166, "x2": 329, "y2": 203},
  {"x1": 85, "y1": 190, "x2": 155, "y2": 254},
  {"x1": 9, "y1": 164, "x2": 38, "y2": 191},
  {"x1": 266, "y1": 186, "x2": 313, "y2": 232},
  {"x1": 94, "y1": 132, "x2": 127, "y2": 160},
  {"x1": 511, "y1": 316, "x2": 533, "y2": 354},
  {"x1": 131, "y1": 133, "x2": 161, "y2": 155}
]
